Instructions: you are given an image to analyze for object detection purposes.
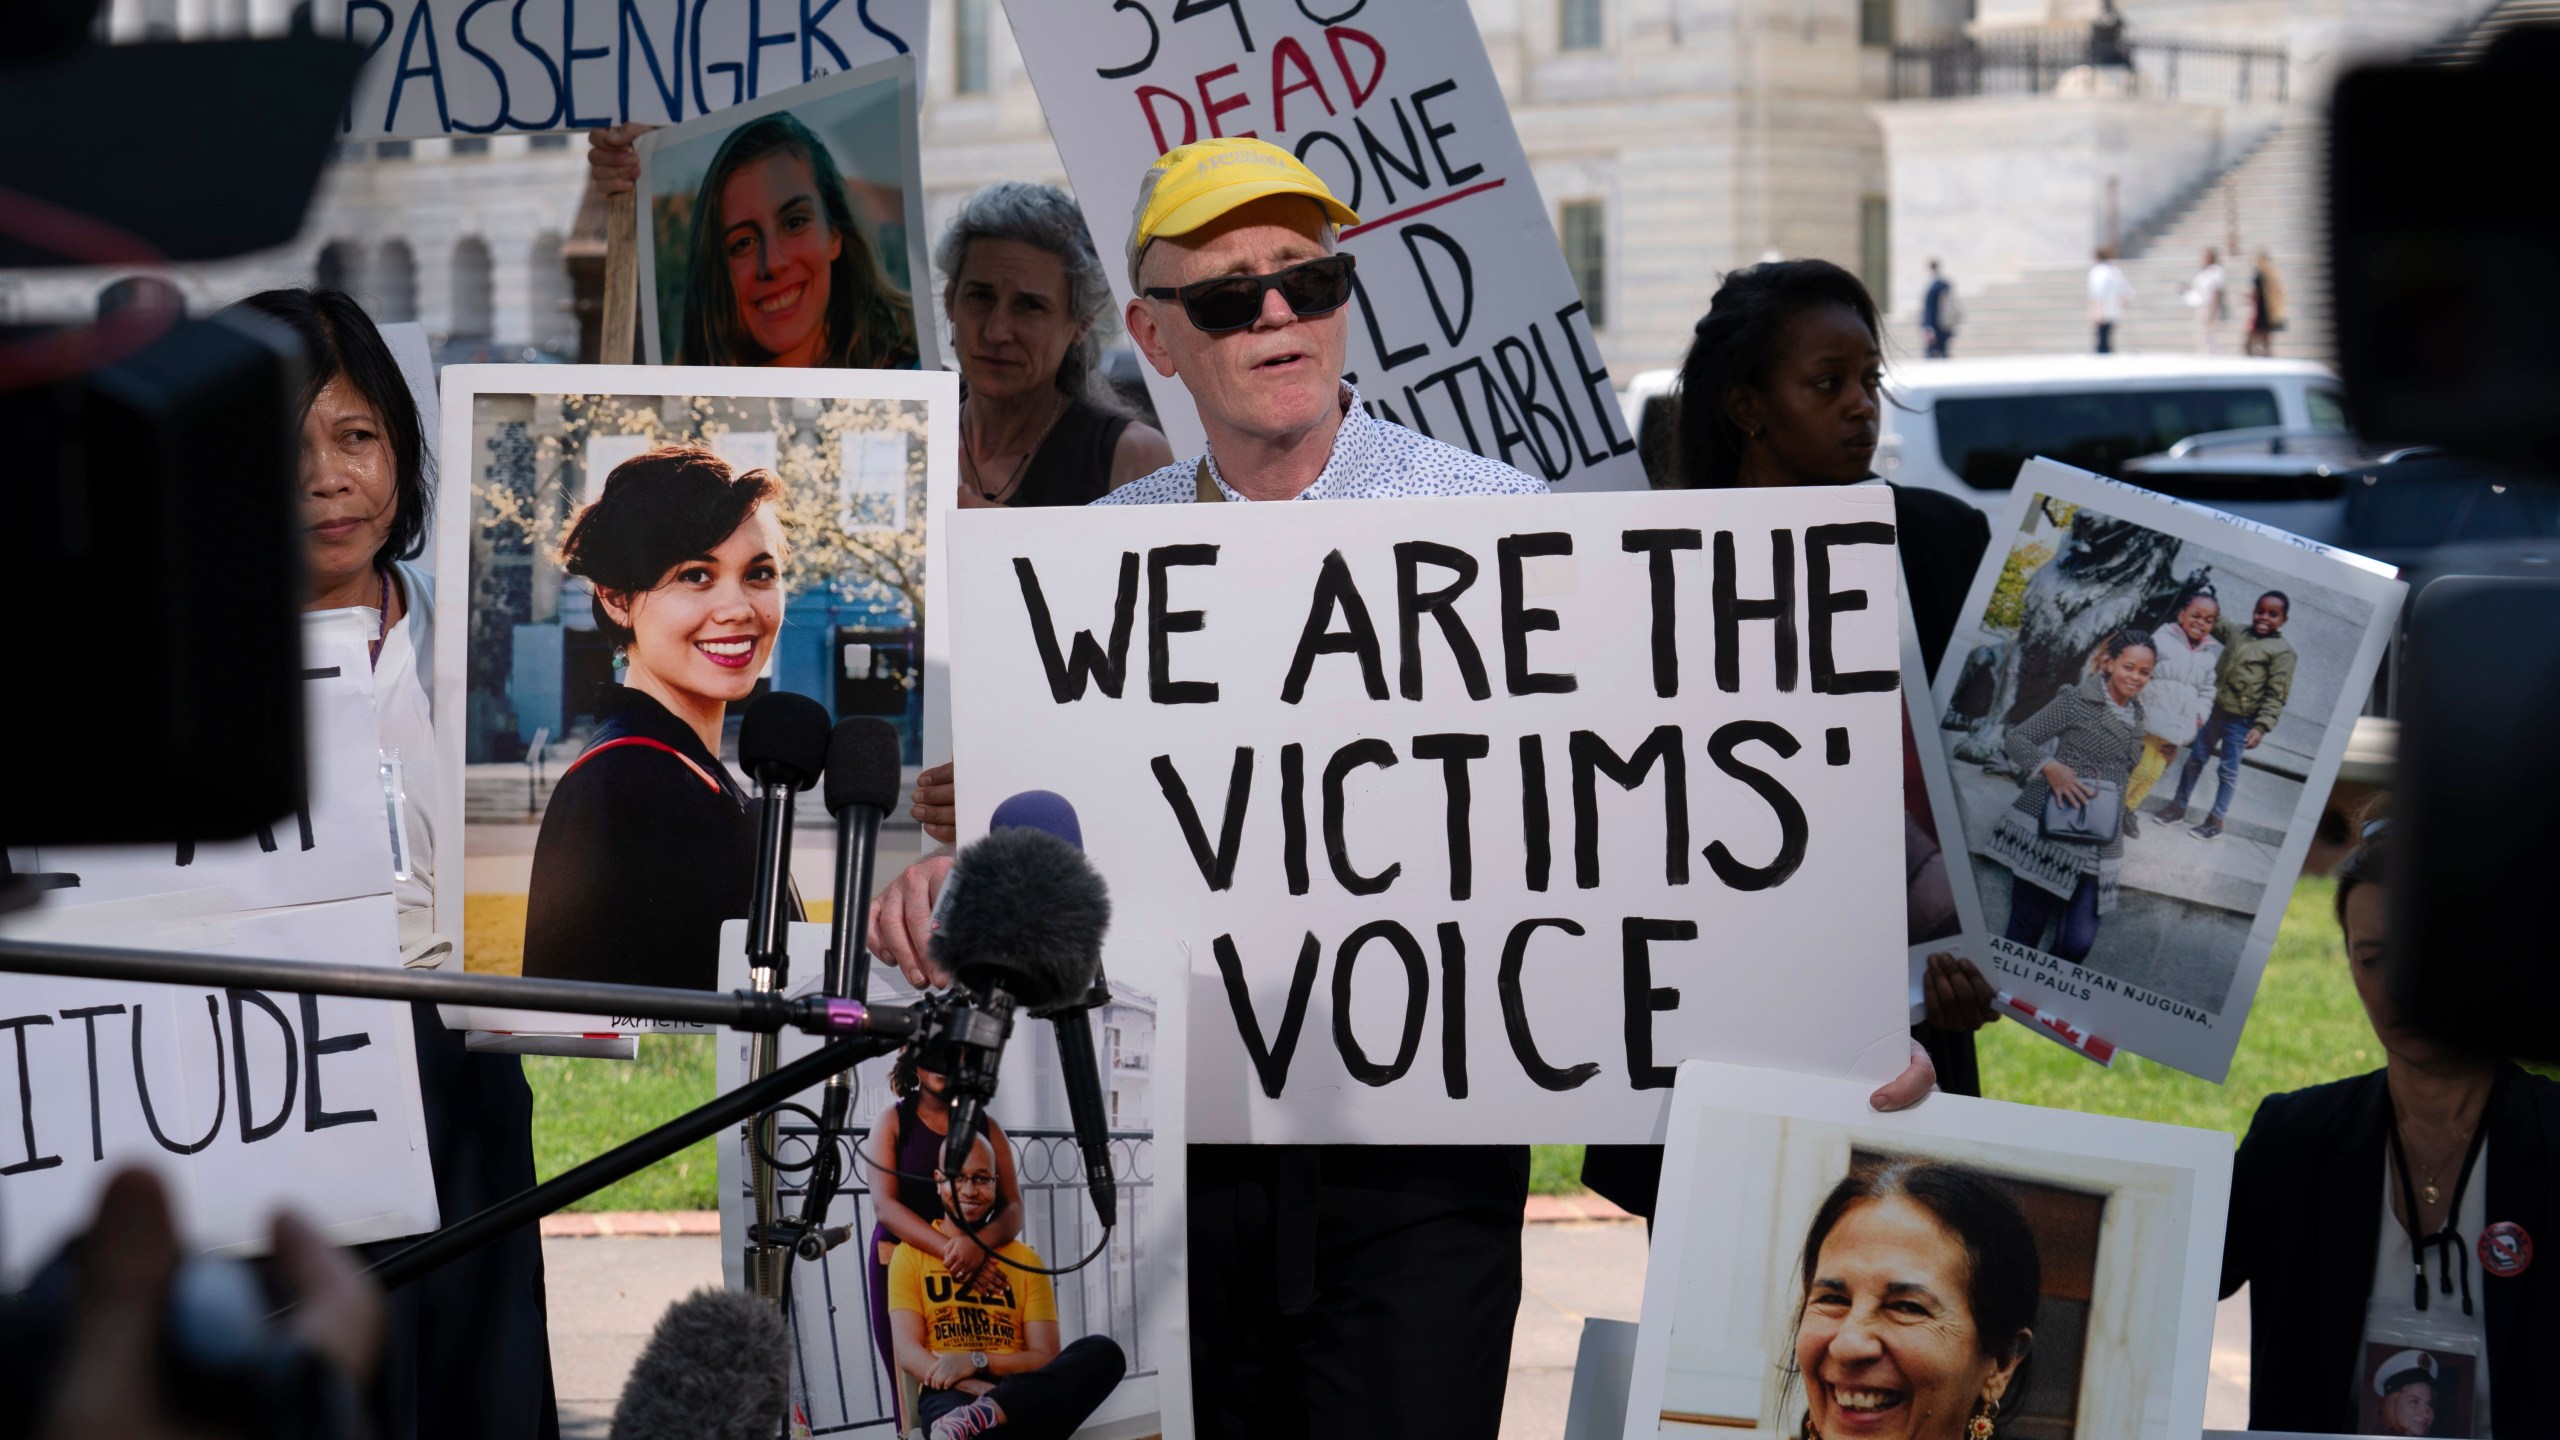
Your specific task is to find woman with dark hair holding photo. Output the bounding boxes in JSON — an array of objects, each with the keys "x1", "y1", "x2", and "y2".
[
  {"x1": 1585, "y1": 260, "x2": 1960, "y2": 1219},
  {"x1": 676, "y1": 112, "x2": 918, "y2": 370},
  {"x1": 1670, "y1": 258, "x2": 1999, "y2": 1048},
  {"x1": 227, "y1": 287, "x2": 558, "y2": 1440},
  {"x1": 2221, "y1": 813, "x2": 2560, "y2": 1436},
  {"x1": 1786, "y1": 1158, "x2": 2039, "y2": 1440},
  {"x1": 1988, "y1": 629, "x2": 2157, "y2": 962},
  {"x1": 521, "y1": 445, "x2": 803, "y2": 990}
]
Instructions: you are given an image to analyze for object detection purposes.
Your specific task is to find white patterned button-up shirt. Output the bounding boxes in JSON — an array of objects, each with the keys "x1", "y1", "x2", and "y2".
[{"x1": 1093, "y1": 382, "x2": 1548, "y2": 505}]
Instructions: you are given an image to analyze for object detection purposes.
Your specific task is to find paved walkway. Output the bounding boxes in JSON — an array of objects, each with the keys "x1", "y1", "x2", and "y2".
[{"x1": 541, "y1": 1218, "x2": 2254, "y2": 1436}]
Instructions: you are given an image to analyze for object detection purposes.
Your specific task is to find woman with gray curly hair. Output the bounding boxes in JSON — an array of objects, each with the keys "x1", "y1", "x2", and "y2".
[{"x1": 936, "y1": 181, "x2": 1172, "y2": 507}]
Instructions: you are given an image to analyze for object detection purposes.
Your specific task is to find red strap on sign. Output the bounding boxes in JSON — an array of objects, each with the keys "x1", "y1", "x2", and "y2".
[{"x1": 559, "y1": 736, "x2": 723, "y2": 795}]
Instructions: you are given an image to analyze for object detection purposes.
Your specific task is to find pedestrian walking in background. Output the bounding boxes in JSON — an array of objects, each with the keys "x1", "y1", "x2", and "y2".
[
  {"x1": 2088, "y1": 247, "x2": 2134, "y2": 353},
  {"x1": 2245, "y1": 250, "x2": 2285, "y2": 357},
  {"x1": 1921, "y1": 258, "x2": 1959, "y2": 358},
  {"x1": 2185, "y1": 246, "x2": 2229, "y2": 354}
]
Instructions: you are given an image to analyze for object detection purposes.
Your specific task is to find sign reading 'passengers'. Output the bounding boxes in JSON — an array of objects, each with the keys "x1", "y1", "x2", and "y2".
[{"x1": 948, "y1": 487, "x2": 1912, "y2": 1144}]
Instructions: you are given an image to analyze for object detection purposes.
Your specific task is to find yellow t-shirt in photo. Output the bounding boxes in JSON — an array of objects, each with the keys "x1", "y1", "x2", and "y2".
[{"x1": 887, "y1": 1225, "x2": 1058, "y2": 1355}]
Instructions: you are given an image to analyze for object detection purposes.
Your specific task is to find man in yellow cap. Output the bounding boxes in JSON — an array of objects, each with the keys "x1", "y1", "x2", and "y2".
[
  {"x1": 1089, "y1": 137, "x2": 1547, "y2": 1440},
  {"x1": 1096, "y1": 136, "x2": 1549, "y2": 506},
  {"x1": 862, "y1": 137, "x2": 1938, "y2": 1438}
]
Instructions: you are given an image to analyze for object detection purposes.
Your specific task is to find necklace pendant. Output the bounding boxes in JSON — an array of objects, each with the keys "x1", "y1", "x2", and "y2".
[{"x1": 2423, "y1": 1182, "x2": 2441, "y2": 1207}]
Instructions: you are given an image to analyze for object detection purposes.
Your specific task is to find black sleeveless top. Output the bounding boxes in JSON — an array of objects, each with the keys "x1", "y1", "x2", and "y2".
[
  {"x1": 887, "y1": 1092, "x2": 999, "y2": 1221},
  {"x1": 888, "y1": 1093, "x2": 947, "y2": 1221},
  {"x1": 1009, "y1": 397, "x2": 1132, "y2": 509}
]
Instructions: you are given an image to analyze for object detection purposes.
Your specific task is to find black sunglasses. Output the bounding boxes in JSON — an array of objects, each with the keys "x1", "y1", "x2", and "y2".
[{"x1": 1143, "y1": 254, "x2": 1357, "y2": 333}]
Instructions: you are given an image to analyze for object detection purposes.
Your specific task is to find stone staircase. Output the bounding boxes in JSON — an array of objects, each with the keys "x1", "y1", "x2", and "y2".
[
  {"x1": 1933, "y1": 0, "x2": 2560, "y2": 365},
  {"x1": 2415, "y1": 0, "x2": 2560, "y2": 61},
  {"x1": 1935, "y1": 113, "x2": 2330, "y2": 362}
]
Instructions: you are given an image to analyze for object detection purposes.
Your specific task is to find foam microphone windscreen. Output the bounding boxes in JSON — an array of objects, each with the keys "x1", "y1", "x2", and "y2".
[
  {"x1": 608, "y1": 1287, "x2": 791, "y2": 1440},
  {"x1": 823, "y1": 717, "x2": 905, "y2": 816},
  {"x1": 990, "y1": 788, "x2": 1084, "y2": 850},
  {"x1": 927, "y1": 825, "x2": 1110, "y2": 1011},
  {"x1": 738, "y1": 691, "x2": 830, "y2": 790}
]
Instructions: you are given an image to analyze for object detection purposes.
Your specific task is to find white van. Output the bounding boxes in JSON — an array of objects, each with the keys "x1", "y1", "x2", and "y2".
[{"x1": 1621, "y1": 355, "x2": 2349, "y2": 508}]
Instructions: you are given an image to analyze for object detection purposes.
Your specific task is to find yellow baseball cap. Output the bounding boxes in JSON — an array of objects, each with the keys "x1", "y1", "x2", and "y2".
[{"x1": 1125, "y1": 137, "x2": 1361, "y2": 288}]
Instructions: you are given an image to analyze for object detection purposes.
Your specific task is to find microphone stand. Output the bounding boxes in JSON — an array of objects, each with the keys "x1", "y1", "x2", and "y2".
[
  {"x1": 369, "y1": 1034, "x2": 889, "y2": 1293},
  {"x1": 742, "y1": 774, "x2": 802, "y2": 1306},
  {"x1": 754, "y1": 796, "x2": 883, "y2": 1300},
  {"x1": 0, "y1": 936, "x2": 925, "y2": 1300}
]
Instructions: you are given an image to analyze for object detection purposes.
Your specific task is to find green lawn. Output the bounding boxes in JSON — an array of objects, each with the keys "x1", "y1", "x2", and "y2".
[
  {"x1": 526, "y1": 1036, "x2": 721, "y2": 1212},
  {"x1": 1529, "y1": 878, "x2": 2376, "y2": 1195},
  {"x1": 529, "y1": 878, "x2": 2377, "y2": 1209},
  {"x1": 1975, "y1": 875, "x2": 2374, "y2": 1133}
]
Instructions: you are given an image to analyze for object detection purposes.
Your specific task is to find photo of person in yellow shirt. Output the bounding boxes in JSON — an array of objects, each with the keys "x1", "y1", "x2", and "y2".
[{"x1": 887, "y1": 1130, "x2": 1126, "y2": 1439}]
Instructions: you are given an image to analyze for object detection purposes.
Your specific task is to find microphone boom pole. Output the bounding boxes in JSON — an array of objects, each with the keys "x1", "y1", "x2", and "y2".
[{"x1": 368, "y1": 1033, "x2": 892, "y2": 1294}]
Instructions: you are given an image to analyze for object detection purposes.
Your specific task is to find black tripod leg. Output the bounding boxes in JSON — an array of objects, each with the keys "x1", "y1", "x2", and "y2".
[{"x1": 363, "y1": 1035, "x2": 892, "y2": 1295}]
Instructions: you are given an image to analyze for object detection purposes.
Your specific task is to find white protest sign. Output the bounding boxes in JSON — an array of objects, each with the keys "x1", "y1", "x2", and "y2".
[
  {"x1": 1932, "y1": 460, "x2": 2405, "y2": 1080},
  {"x1": 1, "y1": 608, "x2": 438, "y2": 1281},
  {"x1": 0, "y1": 893, "x2": 437, "y2": 1285},
  {"x1": 24, "y1": 611, "x2": 410, "y2": 915},
  {"x1": 328, "y1": 0, "x2": 929, "y2": 139},
  {"x1": 999, "y1": 0, "x2": 1647, "y2": 493},
  {"x1": 946, "y1": 487, "x2": 1912, "y2": 1145}
]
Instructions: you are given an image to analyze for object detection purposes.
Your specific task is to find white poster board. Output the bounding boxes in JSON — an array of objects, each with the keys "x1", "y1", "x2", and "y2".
[
  {"x1": 438, "y1": 364, "x2": 959, "y2": 1035},
  {"x1": 999, "y1": 0, "x2": 1646, "y2": 493},
  {"x1": 0, "y1": 611, "x2": 438, "y2": 1283},
  {"x1": 1931, "y1": 460, "x2": 2404, "y2": 1080},
  {"x1": 330, "y1": 0, "x2": 930, "y2": 140},
  {"x1": 713, "y1": 920, "x2": 1188, "y2": 1437},
  {"x1": 944, "y1": 487, "x2": 1912, "y2": 1144},
  {"x1": 1622, "y1": 1060, "x2": 2232, "y2": 1440}
]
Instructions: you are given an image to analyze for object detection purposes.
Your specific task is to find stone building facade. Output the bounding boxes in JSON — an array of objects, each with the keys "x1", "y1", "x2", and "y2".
[
  {"x1": 10, "y1": 0, "x2": 2482, "y2": 374},
  {"x1": 24, "y1": 0, "x2": 1914, "y2": 385}
]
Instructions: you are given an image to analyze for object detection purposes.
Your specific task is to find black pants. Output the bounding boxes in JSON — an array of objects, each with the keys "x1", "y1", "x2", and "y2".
[
  {"x1": 363, "y1": 1005, "x2": 559, "y2": 1440},
  {"x1": 1188, "y1": 1144, "x2": 1530, "y2": 1439},
  {"x1": 916, "y1": 1335, "x2": 1127, "y2": 1439},
  {"x1": 1583, "y1": 1024, "x2": 1979, "y2": 1220}
]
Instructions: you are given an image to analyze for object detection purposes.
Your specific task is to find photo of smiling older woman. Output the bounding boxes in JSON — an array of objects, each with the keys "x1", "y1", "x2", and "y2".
[
  {"x1": 637, "y1": 59, "x2": 933, "y2": 372},
  {"x1": 1622, "y1": 1061, "x2": 2231, "y2": 1440}
]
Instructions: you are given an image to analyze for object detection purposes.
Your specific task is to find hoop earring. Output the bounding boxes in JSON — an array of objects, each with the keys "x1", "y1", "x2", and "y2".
[{"x1": 1968, "y1": 1397, "x2": 1999, "y2": 1439}]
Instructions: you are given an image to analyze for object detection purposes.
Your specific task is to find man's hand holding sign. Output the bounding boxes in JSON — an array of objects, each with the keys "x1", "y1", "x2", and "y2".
[{"x1": 884, "y1": 134, "x2": 1931, "y2": 1438}]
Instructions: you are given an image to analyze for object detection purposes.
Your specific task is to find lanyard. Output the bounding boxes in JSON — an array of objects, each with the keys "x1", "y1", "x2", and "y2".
[
  {"x1": 2386, "y1": 1088, "x2": 2489, "y2": 1316},
  {"x1": 368, "y1": 567, "x2": 392, "y2": 671}
]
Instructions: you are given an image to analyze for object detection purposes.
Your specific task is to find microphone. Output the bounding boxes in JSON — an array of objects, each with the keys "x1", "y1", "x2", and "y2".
[
  {"x1": 821, "y1": 718, "x2": 904, "y2": 1003},
  {"x1": 737, "y1": 691, "x2": 830, "y2": 989},
  {"x1": 736, "y1": 691, "x2": 829, "y2": 1304},
  {"x1": 793, "y1": 718, "x2": 905, "y2": 1273},
  {"x1": 925, "y1": 809, "x2": 1110, "y2": 1184},
  {"x1": 608, "y1": 1287, "x2": 791, "y2": 1440},
  {"x1": 935, "y1": 792, "x2": 1118, "y2": 1226}
]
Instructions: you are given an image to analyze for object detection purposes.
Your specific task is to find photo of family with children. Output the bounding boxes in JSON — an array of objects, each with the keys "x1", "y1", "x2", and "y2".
[{"x1": 1936, "y1": 488, "x2": 2373, "y2": 1023}]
